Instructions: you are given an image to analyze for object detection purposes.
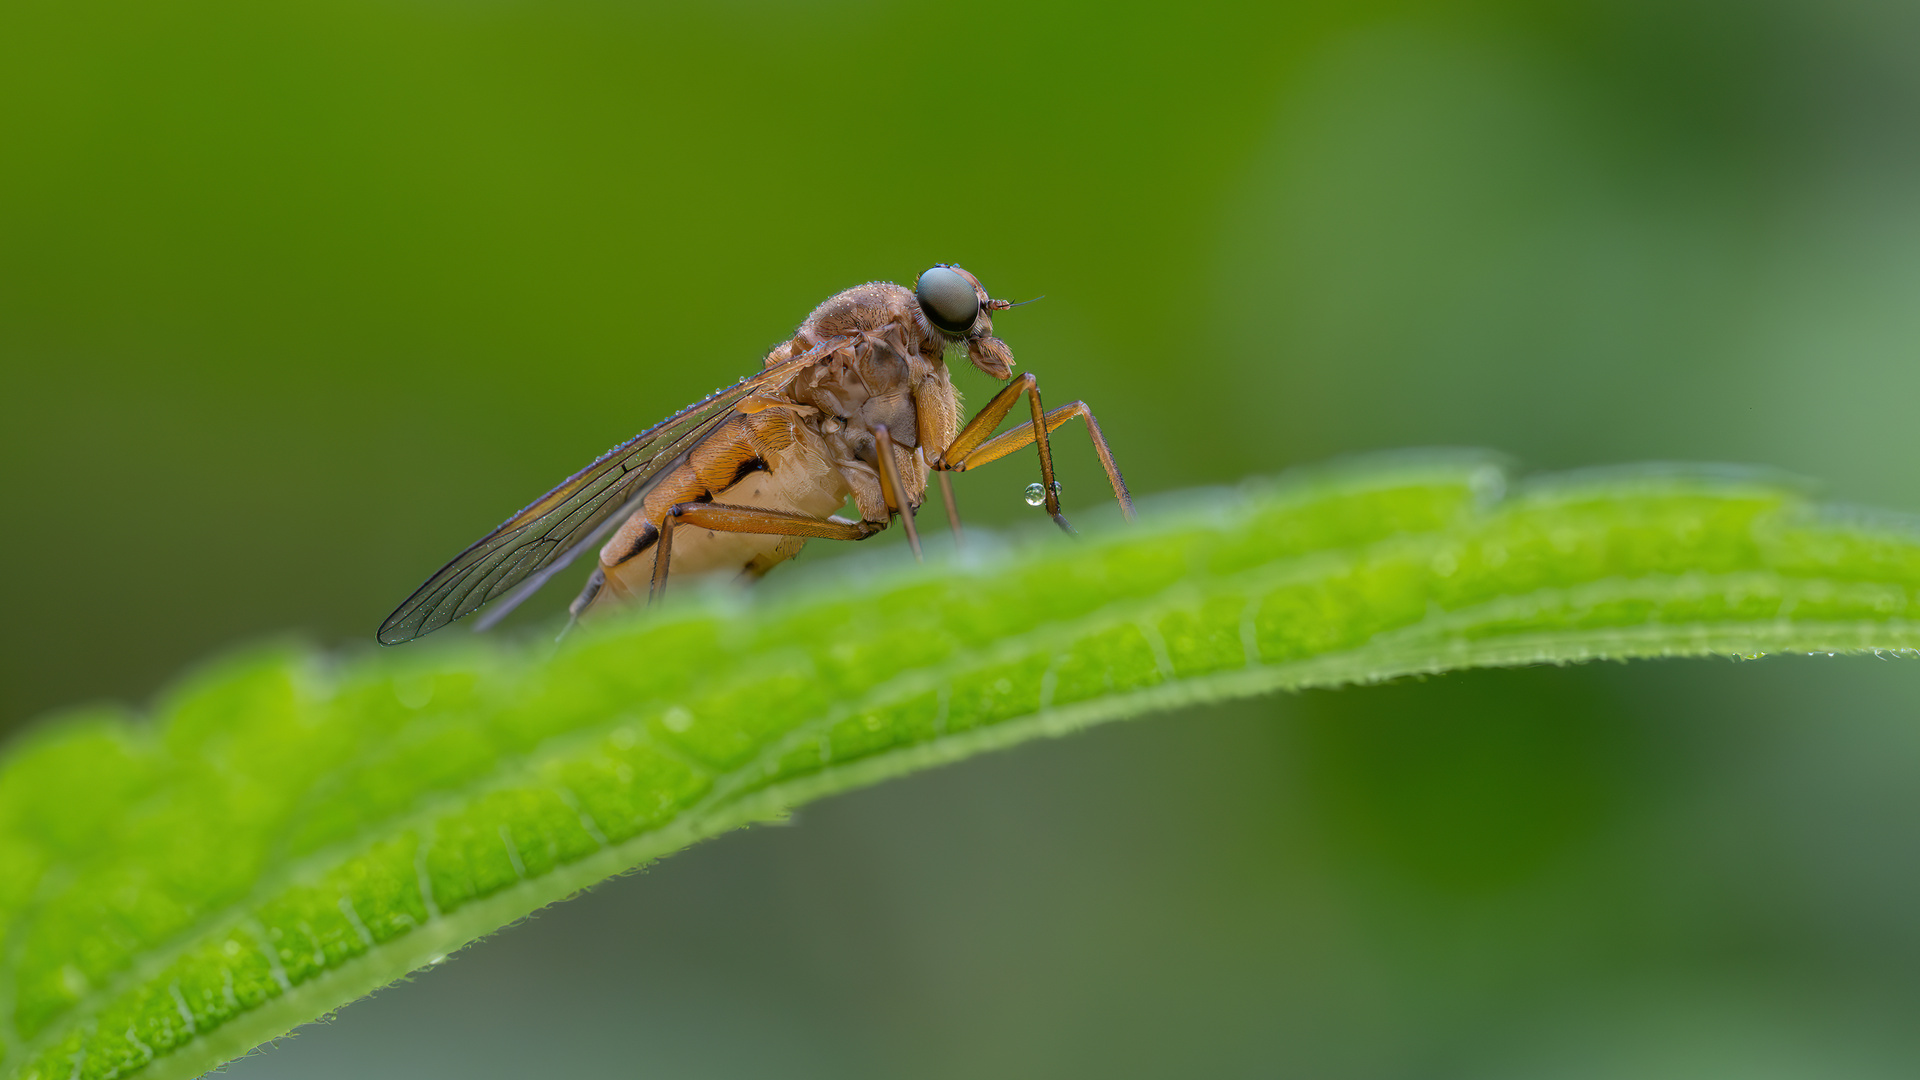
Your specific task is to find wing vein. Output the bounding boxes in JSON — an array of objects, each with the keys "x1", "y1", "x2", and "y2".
[{"x1": 377, "y1": 341, "x2": 843, "y2": 644}]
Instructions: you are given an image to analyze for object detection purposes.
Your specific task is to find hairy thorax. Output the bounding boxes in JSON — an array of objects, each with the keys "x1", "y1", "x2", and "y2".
[{"x1": 586, "y1": 282, "x2": 963, "y2": 612}]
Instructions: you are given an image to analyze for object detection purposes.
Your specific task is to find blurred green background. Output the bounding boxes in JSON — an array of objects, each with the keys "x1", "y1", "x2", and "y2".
[{"x1": 6, "y1": 0, "x2": 1920, "y2": 1076}]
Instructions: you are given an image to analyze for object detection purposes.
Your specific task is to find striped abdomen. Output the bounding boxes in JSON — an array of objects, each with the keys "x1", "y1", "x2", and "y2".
[{"x1": 587, "y1": 406, "x2": 849, "y2": 611}]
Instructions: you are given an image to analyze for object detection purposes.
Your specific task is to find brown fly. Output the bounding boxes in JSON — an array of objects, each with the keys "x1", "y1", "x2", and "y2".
[{"x1": 377, "y1": 265, "x2": 1134, "y2": 645}]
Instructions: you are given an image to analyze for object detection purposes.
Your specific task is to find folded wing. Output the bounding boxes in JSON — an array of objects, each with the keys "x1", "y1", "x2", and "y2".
[{"x1": 377, "y1": 343, "x2": 840, "y2": 644}]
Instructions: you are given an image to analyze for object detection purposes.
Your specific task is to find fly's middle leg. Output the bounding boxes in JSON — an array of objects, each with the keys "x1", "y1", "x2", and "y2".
[
  {"x1": 873, "y1": 424, "x2": 922, "y2": 562},
  {"x1": 934, "y1": 471, "x2": 962, "y2": 545}
]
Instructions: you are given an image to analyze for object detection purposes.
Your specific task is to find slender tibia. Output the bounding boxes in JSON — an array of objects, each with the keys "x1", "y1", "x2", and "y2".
[
  {"x1": 936, "y1": 471, "x2": 962, "y2": 545},
  {"x1": 873, "y1": 424, "x2": 922, "y2": 562}
]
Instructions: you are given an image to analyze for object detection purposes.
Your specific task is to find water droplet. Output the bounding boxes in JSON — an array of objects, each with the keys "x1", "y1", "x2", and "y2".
[{"x1": 1023, "y1": 480, "x2": 1062, "y2": 507}]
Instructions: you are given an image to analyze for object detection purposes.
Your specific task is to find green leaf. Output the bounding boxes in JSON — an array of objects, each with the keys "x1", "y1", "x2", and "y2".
[{"x1": 7, "y1": 451, "x2": 1920, "y2": 1080}]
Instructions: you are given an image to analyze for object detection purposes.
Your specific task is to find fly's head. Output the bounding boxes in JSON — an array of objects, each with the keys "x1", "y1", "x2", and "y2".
[{"x1": 915, "y1": 264, "x2": 1016, "y2": 380}]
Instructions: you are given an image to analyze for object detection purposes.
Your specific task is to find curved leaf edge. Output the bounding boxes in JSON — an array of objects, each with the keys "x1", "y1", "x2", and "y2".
[
  {"x1": 131, "y1": 619, "x2": 1920, "y2": 1080},
  {"x1": 10, "y1": 452, "x2": 1920, "y2": 1080}
]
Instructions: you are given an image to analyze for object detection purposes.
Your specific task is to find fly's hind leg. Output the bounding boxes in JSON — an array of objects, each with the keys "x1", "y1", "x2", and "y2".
[
  {"x1": 555, "y1": 565, "x2": 607, "y2": 641},
  {"x1": 651, "y1": 502, "x2": 881, "y2": 602},
  {"x1": 933, "y1": 373, "x2": 1135, "y2": 531}
]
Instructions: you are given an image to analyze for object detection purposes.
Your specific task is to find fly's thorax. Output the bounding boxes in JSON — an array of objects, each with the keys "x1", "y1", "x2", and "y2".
[
  {"x1": 750, "y1": 270, "x2": 986, "y2": 518},
  {"x1": 780, "y1": 333, "x2": 953, "y2": 524},
  {"x1": 789, "y1": 328, "x2": 926, "y2": 445},
  {"x1": 792, "y1": 282, "x2": 925, "y2": 344}
]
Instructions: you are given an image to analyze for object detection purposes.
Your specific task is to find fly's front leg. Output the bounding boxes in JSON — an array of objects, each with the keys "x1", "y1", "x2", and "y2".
[
  {"x1": 910, "y1": 363, "x2": 966, "y2": 545},
  {"x1": 933, "y1": 373, "x2": 1135, "y2": 531},
  {"x1": 945, "y1": 401, "x2": 1134, "y2": 521},
  {"x1": 650, "y1": 502, "x2": 880, "y2": 602}
]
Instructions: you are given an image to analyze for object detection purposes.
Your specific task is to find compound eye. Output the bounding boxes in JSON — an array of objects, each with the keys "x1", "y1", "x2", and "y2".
[{"x1": 916, "y1": 266, "x2": 981, "y2": 334}]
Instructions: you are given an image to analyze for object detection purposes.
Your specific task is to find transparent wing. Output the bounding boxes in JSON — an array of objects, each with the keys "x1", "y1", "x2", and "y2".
[{"x1": 377, "y1": 341, "x2": 841, "y2": 644}]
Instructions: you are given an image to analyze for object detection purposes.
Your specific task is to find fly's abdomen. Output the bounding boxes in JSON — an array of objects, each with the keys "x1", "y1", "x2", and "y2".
[{"x1": 590, "y1": 411, "x2": 848, "y2": 610}]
